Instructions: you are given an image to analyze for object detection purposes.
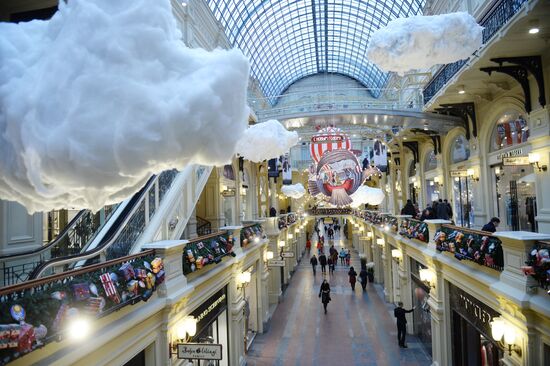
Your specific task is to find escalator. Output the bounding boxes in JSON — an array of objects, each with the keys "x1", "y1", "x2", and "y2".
[{"x1": 1, "y1": 164, "x2": 212, "y2": 285}]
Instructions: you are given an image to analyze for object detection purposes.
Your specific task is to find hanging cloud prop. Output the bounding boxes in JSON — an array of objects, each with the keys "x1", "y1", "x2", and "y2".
[
  {"x1": 366, "y1": 12, "x2": 483, "y2": 75},
  {"x1": 350, "y1": 186, "x2": 385, "y2": 208},
  {"x1": 236, "y1": 119, "x2": 299, "y2": 163},
  {"x1": 281, "y1": 183, "x2": 306, "y2": 199},
  {"x1": 0, "y1": 0, "x2": 249, "y2": 213}
]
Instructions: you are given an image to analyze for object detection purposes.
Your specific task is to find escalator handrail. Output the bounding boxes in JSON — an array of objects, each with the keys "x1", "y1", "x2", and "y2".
[
  {"x1": 0, "y1": 210, "x2": 87, "y2": 260},
  {"x1": 28, "y1": 174, "x2": 159, "y2": 279}
]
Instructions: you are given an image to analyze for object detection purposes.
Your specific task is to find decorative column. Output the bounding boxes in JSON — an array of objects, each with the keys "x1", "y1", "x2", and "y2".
[
  {"x1": 427, "y1": 261, "x2": 450, "y2": 366},
  {"x1": 259, "y1": 242, "x2": 270, "y2": 333},
  {"x1": 381, "y1": 232, "x2": 393, "y2": 302},
  {"x1": 229, "y1": 271, "x2": 246, "y2": 366},
  {"x1": 398, "y1": 242, "x2": 414, "y2": 334},
  {"x1": 263, "y1": 218, "x2": 282, "y2": 304}
]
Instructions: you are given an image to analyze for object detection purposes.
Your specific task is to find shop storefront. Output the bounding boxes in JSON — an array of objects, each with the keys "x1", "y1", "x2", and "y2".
[
  {"x1": 449, "y1": 283, "x2": 502, "y2": 366},
  {"x1": 488, "y1": 112, "x2": 537, "y2": 232},
  {"x1": 450, "y1": 135, "x2": 473, "y2": 227},
  {"x1": 189, "y1": 287, "x2": 230, "y2": 366},
  {"x1": 410, "y1": 259, "x2": 432, "y2": 356},
  {"x1": 424, "y1": 149, "x2": 440, "y2": 204},
  {"x1": 243, "y1": 265, "x2": 259, "y2": 352}
]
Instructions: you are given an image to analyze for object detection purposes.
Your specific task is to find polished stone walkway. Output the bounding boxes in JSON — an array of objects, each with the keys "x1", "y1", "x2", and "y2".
[{"x1": 246, "y1": 232, "x2": 432, "y2": 366}]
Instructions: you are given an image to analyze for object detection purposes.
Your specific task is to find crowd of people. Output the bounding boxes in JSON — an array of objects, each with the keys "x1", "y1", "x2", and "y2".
[{"x1": 401, "y1": 198, "x2": 454, "y2": 222}]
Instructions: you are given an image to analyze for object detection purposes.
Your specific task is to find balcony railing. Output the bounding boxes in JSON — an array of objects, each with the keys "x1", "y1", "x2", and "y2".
[
  {"x1": 0, "y1": 250, "x2": 162, "y2": 364},
  {"x1": 423, "y1": 0, "x2": 530, "y2": 105},
  {"x1": 434, "y1": 225, "x2": 504, "y2": 271},
  {"x1": 182, "y1": 231, "x2": 235, "y2": 275},
  {"x1": 399, "y1": 218, "x2": 429, "y2": 243},
  {"x1": 240, "y1": 224, "x2": 266, "y2": 249}
]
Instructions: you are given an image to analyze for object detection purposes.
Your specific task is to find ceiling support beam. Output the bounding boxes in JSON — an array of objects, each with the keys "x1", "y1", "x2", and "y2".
[{"x1": 436, "y1": 102, "x2": 477, "y2": 140}]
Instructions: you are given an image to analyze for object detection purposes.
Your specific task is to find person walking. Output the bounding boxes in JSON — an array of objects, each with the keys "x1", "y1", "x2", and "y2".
[
  {"x1": 327, "y1": 257, "x2": 335, "y2": 275},
  {"x1": 345, "y1": 249, "x2": 351, "y2": 266},
  {"x1": 400, "y1": 199, "x2": 417, "y2": 216},
  {"x1": 319, "y1": 253, "x2": 327, "y2": 274},
  {"x1": 310, "y1": 255, "x2": 318, "y2": 276},
  {"x1": 339, "y1": 248, "x2": 346, "y2": 265},
  {"x1": 306, "y1": 239, "x2": 311, "y2": 253},
  {"x1": 319, "y1": 279, "x2": 331, "y2": 314},
  {"x1": 359, "y1": 267, "x2": 368, "y2": 291},
  {"x1": 348, "y1": 266, "x2": 357, "y2": 291},
  {"x1": 394, "y1": 302, "x2": 415, "y2": 348},
  {"x1": 435, "y1": 199, "x2": 449, "y2": 220},
  {"x1": 482, "y1": 217, "x2": 500, "y2": 233}
]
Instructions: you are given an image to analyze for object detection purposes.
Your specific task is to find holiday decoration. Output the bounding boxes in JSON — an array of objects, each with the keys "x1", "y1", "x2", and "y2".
[
  {"x1": 0, "y1": 325, "x2": 20, "y2": 350},
  {"x1": 100, "y1": 273, "x2": 121, "y2": 304},
  {"x1": 72, "y1": 283, "x2": 91, "y2": 301},
  {"x1": 399, "y1": 219, "x2": 429, "y2": 243},
  {"x1": 9, "y1": 305, "x2": 25, "y2": 323},
  {"x1": 119, "y1": 263, "x2": 136, "y2": 281},
  {"x1": 434, "y1": 226, "x2": 503, "y2": 270},
  {"x1": 522, "y1": 243, "x2": 550, "y2": 294},
  {"x1": 308, "y1": 127, "x2": 368, "y2": 207}
]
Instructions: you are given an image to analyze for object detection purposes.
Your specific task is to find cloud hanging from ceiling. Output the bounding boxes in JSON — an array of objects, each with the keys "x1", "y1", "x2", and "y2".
[
  {"x1": 236, "y1": 119, "x2": 299, "y2": 163},
  {"x1": 350, "y1": 185, "x2": 385, "y2": 207},
  {"x1": 366, "y1": 12, "x2": 483, "y2": 75},
  {"x1": 0, "y1": 0, "x2": 249, "y2": 213},
  {"x1": 281, "y1": 183, "x2": 306, "y2": 199}
]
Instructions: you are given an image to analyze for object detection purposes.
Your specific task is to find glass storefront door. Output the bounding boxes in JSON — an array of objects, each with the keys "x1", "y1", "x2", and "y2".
[
  {"x1": 452, "y1": 177, "x2": 473, "y2": 228},
  {"x1": 493, "y1": 165, "x2": 537, "y2": 232}
]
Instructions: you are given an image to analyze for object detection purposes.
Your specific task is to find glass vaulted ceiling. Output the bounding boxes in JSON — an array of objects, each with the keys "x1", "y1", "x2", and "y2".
[{"x1": 207, "y1": 0, "x2": 425, "y2": 103}]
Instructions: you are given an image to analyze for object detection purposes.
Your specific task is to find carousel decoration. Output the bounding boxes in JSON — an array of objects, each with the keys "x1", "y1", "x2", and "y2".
[{"x1": 308, "y1": 127, "x2": 369, "y2": 207}]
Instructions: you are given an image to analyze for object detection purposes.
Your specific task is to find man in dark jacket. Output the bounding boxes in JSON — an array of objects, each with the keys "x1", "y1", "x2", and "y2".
[
  {"x1": 435, "y1": 199, "x2": 449, "y2": 220},
  {"x1": 482, "y1": 217, "x2": 500, "y2": 233},
  {"x1": 319, "y1": 253, "x2": 327, "y2": 273},
  {"x1": 394, "y1": 302, "x2": 415, "y2": 348},
  {"x1": 401, "y1": 199, "x2": 417, "y2": 216}
]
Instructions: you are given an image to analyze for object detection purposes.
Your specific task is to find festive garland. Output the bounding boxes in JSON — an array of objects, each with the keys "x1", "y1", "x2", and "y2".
[
  {"x1": 521, "y1": 242, "x2": 550, "y2": 295},
  {"x1": 0, "y1": 254, "x2": 164, "y2": 365},
  {"x1": 433, "y1": 226, "x2": 503, "y2": 270},
  {"x1": 183, "y1": 233, "x2": 235, "y2": 274},
  {"x1": 399, "y1": 219, "x2": 429, "y2": 243},
  {"x1": 240, "y1": 224, "x2": 266, "y2": 248}
]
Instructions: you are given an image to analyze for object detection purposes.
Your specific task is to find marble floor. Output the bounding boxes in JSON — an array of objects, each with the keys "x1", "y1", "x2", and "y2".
[{"x1": 245, "y1": 231, "x2": 433, "y2": 366}]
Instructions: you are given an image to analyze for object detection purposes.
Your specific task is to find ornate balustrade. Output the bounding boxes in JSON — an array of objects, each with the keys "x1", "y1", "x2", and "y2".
[
  {"x1": 434, "y1": 225, "x2": 504, "y2": 271},
  {"x1": 0, "y1": 250, "x2": 163, "y2": 364},
  {"x1": 423, "y1": 0, "x2": 530, "y2": 104},
  {"x1": 240, "y1": 224, "x2": 266, "y2": 249},
  {"x1": 399, "y1": 218, "x2": 429, "y2": 243}
]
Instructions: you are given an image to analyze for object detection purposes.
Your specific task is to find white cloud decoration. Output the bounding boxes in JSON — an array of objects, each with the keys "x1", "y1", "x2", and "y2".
[
  {"x1": 236, "y1": 120, "x2": 299, "y2": 163},
  {"x1": 281, "y1": 184, "x2": 306, "y2": 199},
  {"x1": 0, "y1": 0, "x2": 250, "y2": 213},
  {"x1": 366, "y1": 12, "x2": 483, "y2": 75},
  {"x1": 350, "y1": 186, "x2": 385, "y2": 208}
]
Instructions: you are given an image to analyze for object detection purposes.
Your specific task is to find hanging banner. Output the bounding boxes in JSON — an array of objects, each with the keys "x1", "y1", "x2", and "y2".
[
  {"x1": 281, "y1": 153, "x2": 292, "y2": 184},
  {"x1": 307, "y1": 127, "x2": 368, "y2": 207},
  {"x1": 372, "y1": 140, "x2": 388, "y2": 173},
  {"x1": 268, "y1": 158, "x2": 279, "y2": 178}
]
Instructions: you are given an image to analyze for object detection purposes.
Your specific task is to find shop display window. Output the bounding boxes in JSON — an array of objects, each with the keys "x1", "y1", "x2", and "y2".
[
  {"x1": 451, "y1": 135, "x2": 470, "y2": 164},
  {"x1": 490, "y1": 112, "x2": 529, "y2": 151},
  {"x1": 493, "y1": 165, "x2": 537, "y2": 232},
  {"x1": 452, "y1": 177, "x2": 474, "y2": 228}
]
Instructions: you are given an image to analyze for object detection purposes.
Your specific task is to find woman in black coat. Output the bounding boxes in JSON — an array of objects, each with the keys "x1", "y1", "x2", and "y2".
[
  {"x1": 348, "y1": 266, "x2": 358, "y2": 291},
  {"x1": 319, "y1": 279, "x2": 331, "y2": 314},
  {"x1": 359, "y1": 268, "x2": 368, "y2": 291}
]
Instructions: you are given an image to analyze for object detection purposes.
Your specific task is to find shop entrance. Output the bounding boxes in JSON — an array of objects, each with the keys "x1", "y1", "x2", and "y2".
[
  {"x1": 452, "y1": 177, "x2": 473, "y2": 227},
  {"x1": 493, "y1": 165, "x2": 537, "y2": 232}
]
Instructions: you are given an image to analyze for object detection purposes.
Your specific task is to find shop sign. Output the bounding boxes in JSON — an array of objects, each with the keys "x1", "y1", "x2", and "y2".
[
  {"x1": 281, "y1": 252, "x2": 295, "y2": 258},
  {"x1": 449, "y1": 284, "x2": 499, "y2": 338},
  {"x1": 450, "y1": 170, "x2": 468, "y2": 177},
  {"x1": 191, "y1": 287, "x2": 227, "y2": 332},
  {"x1": 503, "y1": 156, "x2": 530, "y2": 166},
  {"x1": 177, "y1": 343, "x2": 222, "y2": 360},
  {"x1": 496, "y1": 148, "x2": 523, "y2": 161},
  {"x1": 267, "y1": 259, "x2": 285, "y2": 267}
]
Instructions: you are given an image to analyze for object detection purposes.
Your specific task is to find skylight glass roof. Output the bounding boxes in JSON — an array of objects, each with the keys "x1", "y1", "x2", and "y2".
[{"x1": 206, "y1": 0, "x2": 425, "y2": 103}]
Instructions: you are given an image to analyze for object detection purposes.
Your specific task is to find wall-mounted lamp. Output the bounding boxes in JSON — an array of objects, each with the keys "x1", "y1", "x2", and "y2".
[
  {"x1": 359, "y1": 226, "x2": 364, "y2": 232},
  {"x1": 391, "y1": 249, "x2": 402, "y2": 264},
  {"x1": 528, "y1": 19, "x2": 540, "y2": 34},
  {"x1": 237, "y1": 271, "x2": 252, "y2": 289},
  {"x1": 457, "y1": 85, "x2": 465, "y2": 94},
  {"x1": 433, "y1": 176, "x2": 441, "y2": 184},
  {"x1": 384, "y1": 225, "x2": 390, "y2": 232},
  {"x1": 288, "y1": 234, "x2": 294, "y2": 240},
  {"x1": 529, "y1": 152, "x2": 547, "y2": 172},
  {"x1": 278, "y1": 241, "x2": 286, "y2": 248},
  {"x1": 367, "y1": 232, "x2": 373, "y2": 239},
  {"x1": 376, "y1": 238, "x2": 385, "y2": 247},
  {"x1": 490, "y1": 317, "x2": 522, "y2": 356},
  {"x1": 173, "y1": 316, "x2": 197, "y2": 346},
  {"x1": 265, "y1": 251, "x2": 274, "y2": 261},
  {"x1": 467, "y1": 168, "x2": 479, "y2": 182},
  {"x1": 429, "y1": 180, "x2": 434, "y2": 186},
  {"x1": 419, "y1": 268, "x2": 435, "y2": 288},
  {"x1": 494, "y1": 166, "x2": 501, "y2": 175}
]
